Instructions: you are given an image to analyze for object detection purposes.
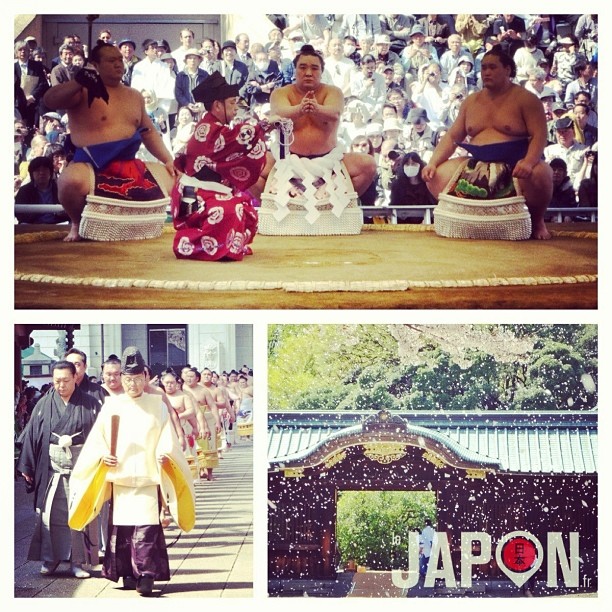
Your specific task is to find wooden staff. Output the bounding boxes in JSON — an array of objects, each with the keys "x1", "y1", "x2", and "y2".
[{"x1": 110, "y1": 414, "x2": 120, "y2": 456}]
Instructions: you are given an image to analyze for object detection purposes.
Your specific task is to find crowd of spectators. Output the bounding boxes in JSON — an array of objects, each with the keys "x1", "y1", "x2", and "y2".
[
  {"x1": 15, "y1": 359, "x2": 253, "y2": 441},
  {"x1": 15, "y1": 14, "x2": 598, "y2": 221}
]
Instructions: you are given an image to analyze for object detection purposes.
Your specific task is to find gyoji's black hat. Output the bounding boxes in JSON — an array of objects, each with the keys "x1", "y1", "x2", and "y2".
[
  {"x1": 191, "y1": 70, "x2": 240, "y2": 104},
  {"x1": 121, "y1": 346, "x2": 146, "y2": 375}
]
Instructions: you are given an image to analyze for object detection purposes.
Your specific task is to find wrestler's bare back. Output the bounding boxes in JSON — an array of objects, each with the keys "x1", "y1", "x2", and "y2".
[
  {"x1": 462, "y1": 85, "x2": 533, "y2": 145},
  {"x1": 68, "y1": 85, "x2": 146, "y2": 148},
  {"x1": 276, "y1": 84, "x2": 340, "y2": 155}
]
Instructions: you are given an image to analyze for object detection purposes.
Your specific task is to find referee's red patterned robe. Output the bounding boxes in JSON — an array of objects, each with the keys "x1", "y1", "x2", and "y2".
[{"x1": 171, "y1": 112, "x2": 267, "y2": 261}]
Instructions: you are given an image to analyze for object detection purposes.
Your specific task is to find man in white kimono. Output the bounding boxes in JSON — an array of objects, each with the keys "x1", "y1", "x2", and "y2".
[{"x1": 69, "y1": 346, "x2": 195, "y2": 596}]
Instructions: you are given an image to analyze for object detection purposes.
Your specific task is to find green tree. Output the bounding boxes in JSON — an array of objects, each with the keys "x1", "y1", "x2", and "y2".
[{"x1": 337, "y1": 491, "x2": 436, "y2": 569}]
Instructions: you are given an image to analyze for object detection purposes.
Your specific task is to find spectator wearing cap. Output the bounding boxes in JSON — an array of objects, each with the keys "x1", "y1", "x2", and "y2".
[
  {"x1": 380, "y1": 65, "x2": 397, "y2": 92},
  {"x1": 564, "y1": 60, "x2": 597, "y2": 110},
  {"x1": 155, "y1": 39, "x2": 171, "y2": 58},
  {"x1": 535, "y1": 57, "x2": 562, "y2": 96},
  {"x1": 418, "y1": 14, "x2": 452, "y2": 59},
  {"x1": 350, "y1": 53, "x2": 387, "y2": 122},
  {"x1": 41, "y1": 111, "x2": 65, "y2": 144},
  {"x1": 513, "y1": 35, "x2": 546, "y2": 83},
  {"x1": 130, "y1": 39, "x2": 162, "y2": 92},
  {"x1": 439, "y1": 34, "x2": 473, "y2": 83},
  {"x1": 546, "y1": 101, "x2": 567, "y2": 144},
  {"x1": 492, "y1": 14, "x2": 526, "y2": 58},
  {"x1": 551, "y1": 36, "x2": 587, "y2": 96},
  {"x1": 533, "y1": 89, "x2": 558, "y2": 143},
  {"x1": 160, "y1": 52, "x2": 178, "y2": 76},
  {"x1": 118, "y1": 38, "x2": 138, "y2": 86},
  {"x1": 382, "y1": 117, "x2": 403, "y2": 145},
  {"x1": 372, "y1": 34, "x2": 401, "y2": 69},
  {"x1": 400, "y1": 25, "x2": 439, "y2": 80},
  {"x1": 175, "y1": 48, "x2": 209, "y2": 116},
  {"x1": 379, "y1": 14, "x2": 416, "y2": 55},
  {"x1": 548, "y1": 157, "x2": 578, "y2": 214},
  {"x1": 218, "y1": 40, "x2": 249, "y2": 100},
  {"x1": 15, "y1": 156, "x2": 69, "y2": 224},
  {"x1": 321, "y1": 37, "x2": 356, "y2": 97},
  {"x1": 544, "y1": 115, "x2": 587, "y2": 186},
  {"x1": 447, "y1": 57, "x2": 476, "y2": 93},
  {"x1": 404, "y1": 107, "x2": 434, "y2": 159},
  {"x1": 284, "y1": 15, "x2": 330, "y2": 54},
  {"x1": 50, "y1": 44, "x2": 76, "y2": 87},
  {"x1": 171, "y1": 28, "x2": 196, "y2": 72},
  {"x1": 337, "y1": 14, "x2": 381, "y2": 42}
]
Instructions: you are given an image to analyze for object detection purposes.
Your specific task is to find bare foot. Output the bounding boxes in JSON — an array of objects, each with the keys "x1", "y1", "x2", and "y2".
[
  {"x1": 63, "y1": 222, "x2": 82, "y2": 242},
  {"x1": 531, "y1": 218, "x2": 551, "y2": 240}
]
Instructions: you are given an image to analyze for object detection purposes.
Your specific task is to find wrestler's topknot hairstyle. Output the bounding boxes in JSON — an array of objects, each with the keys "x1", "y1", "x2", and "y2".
[
  {"x1": 89, "y1": 40, "x2": 117, "y2": 65},
  {"x1": 293, "y1": 43, "x2": 325, "y2": 72},
  {"x1": 482, "y1": 46, "x2": 517, "y2": 79}
]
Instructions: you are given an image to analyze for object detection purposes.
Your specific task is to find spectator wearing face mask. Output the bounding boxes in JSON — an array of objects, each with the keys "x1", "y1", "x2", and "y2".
[
  {"x1": 342, "y1": 35, "x2": 361, "y2": 67},
  {"x1": 389, "y1": 151, "x2": 436, "y2": 215},
  {"x1": 245, "y1": 49, "x2": 282, "y2": 109}
]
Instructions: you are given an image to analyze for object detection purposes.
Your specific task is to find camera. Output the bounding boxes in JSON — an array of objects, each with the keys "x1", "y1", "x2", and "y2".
[{"x1": 388, "y1": 149, "x2": 402, "y2": 161}]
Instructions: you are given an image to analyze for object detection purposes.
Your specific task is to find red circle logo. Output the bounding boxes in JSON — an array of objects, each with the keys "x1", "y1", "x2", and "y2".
[{"x1": 501, "y1": 536, "x2": 538, "y2": 572}]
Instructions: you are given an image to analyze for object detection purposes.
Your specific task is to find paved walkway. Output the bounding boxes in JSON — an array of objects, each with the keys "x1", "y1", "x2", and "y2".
[{"x1": 14, "y1": 439, "x2": 253, "y2": 598}]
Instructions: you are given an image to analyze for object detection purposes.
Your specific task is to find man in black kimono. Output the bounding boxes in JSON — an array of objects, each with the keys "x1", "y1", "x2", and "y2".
[{"x1": 16, "y1": 360, "x2": 100, "y2": 578}]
